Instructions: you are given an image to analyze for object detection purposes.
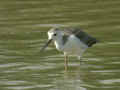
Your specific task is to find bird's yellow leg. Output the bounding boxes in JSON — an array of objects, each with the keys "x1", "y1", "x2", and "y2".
[{"x1": 64, "y1": 55, "x2": 68, "y2": 70}]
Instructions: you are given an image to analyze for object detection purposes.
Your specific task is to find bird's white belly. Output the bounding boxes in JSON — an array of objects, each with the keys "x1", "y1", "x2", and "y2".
[{"x1": 63, "y1": 35, "x2": 88, "y2": 55}]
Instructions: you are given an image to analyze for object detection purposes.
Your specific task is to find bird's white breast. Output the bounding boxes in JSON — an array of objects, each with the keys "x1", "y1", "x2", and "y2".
[
  {"x1": 63, "y1": 35, "x2": 88, "y2": 55},
  {"x1": 54, "y1": 38, "x2": 64, "y2": 51}
]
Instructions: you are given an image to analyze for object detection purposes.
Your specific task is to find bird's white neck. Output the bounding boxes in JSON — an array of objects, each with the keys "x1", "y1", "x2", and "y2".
[{"x1": 54, "y1": 37, "x2": 63, "y2": 51}]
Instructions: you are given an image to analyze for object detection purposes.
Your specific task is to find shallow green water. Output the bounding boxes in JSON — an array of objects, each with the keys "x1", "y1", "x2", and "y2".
[{"x1": 0, "y1": 0, "x2": 120, "y2": 90}]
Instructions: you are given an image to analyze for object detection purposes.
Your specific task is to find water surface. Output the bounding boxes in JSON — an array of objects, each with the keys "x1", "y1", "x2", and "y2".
[{"x1": 0, "y1": 0, "x2": 120, "y2": 90}]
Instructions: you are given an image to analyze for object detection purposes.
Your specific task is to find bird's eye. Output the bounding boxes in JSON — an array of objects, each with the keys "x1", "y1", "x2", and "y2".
[{"x1": 53, "y1": 33, "x2": 57, "y2": 36}]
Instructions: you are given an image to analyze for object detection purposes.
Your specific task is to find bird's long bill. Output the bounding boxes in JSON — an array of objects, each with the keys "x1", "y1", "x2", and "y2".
[{"x1": 41, "y1": 39, "x2": 52, "y2": 51}]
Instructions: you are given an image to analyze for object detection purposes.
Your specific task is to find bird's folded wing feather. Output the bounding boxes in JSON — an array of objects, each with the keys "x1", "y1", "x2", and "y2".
[{"x1": 63, "y1": 28, "x2": 98, "y2": 47}]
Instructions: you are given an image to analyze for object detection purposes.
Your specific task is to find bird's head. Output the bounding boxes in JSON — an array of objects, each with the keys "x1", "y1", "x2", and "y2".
[
  {"x1": 41, "y1": 28, "x2": 63, "y2": 51},
  {"x1": 48, "y1": 28, "x2": 63, "y2": 41}
]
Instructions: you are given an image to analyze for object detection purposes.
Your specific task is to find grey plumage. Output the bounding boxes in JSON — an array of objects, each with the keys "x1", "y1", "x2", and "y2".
[
  {"x1": 62, "y1": 35, "x2": 69, "y2": 45},
  {"x1": 70, "y1": 28, "x2": 98, "y2": 47},
  {"x1": 53, "y1": 27, "x2": 98, "y2": 47}
]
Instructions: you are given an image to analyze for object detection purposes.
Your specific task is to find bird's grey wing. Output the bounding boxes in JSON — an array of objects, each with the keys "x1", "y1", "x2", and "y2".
[
  {"x1": 74, "y1": 28, "x2": 98, "y2": 47},
  {"x1": 63, "y1": 28, "x2": 98, "y2": 47}
]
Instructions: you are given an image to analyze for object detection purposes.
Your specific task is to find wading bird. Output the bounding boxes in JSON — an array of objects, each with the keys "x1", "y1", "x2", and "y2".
[{"x1": 41, "y1": 27, "x2": 98, "y2": 69}]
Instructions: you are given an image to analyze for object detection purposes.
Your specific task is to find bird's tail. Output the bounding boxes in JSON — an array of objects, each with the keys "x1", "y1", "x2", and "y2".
[{"x1": 87, "y1": 38, "x2": 98, "y2": 47}]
